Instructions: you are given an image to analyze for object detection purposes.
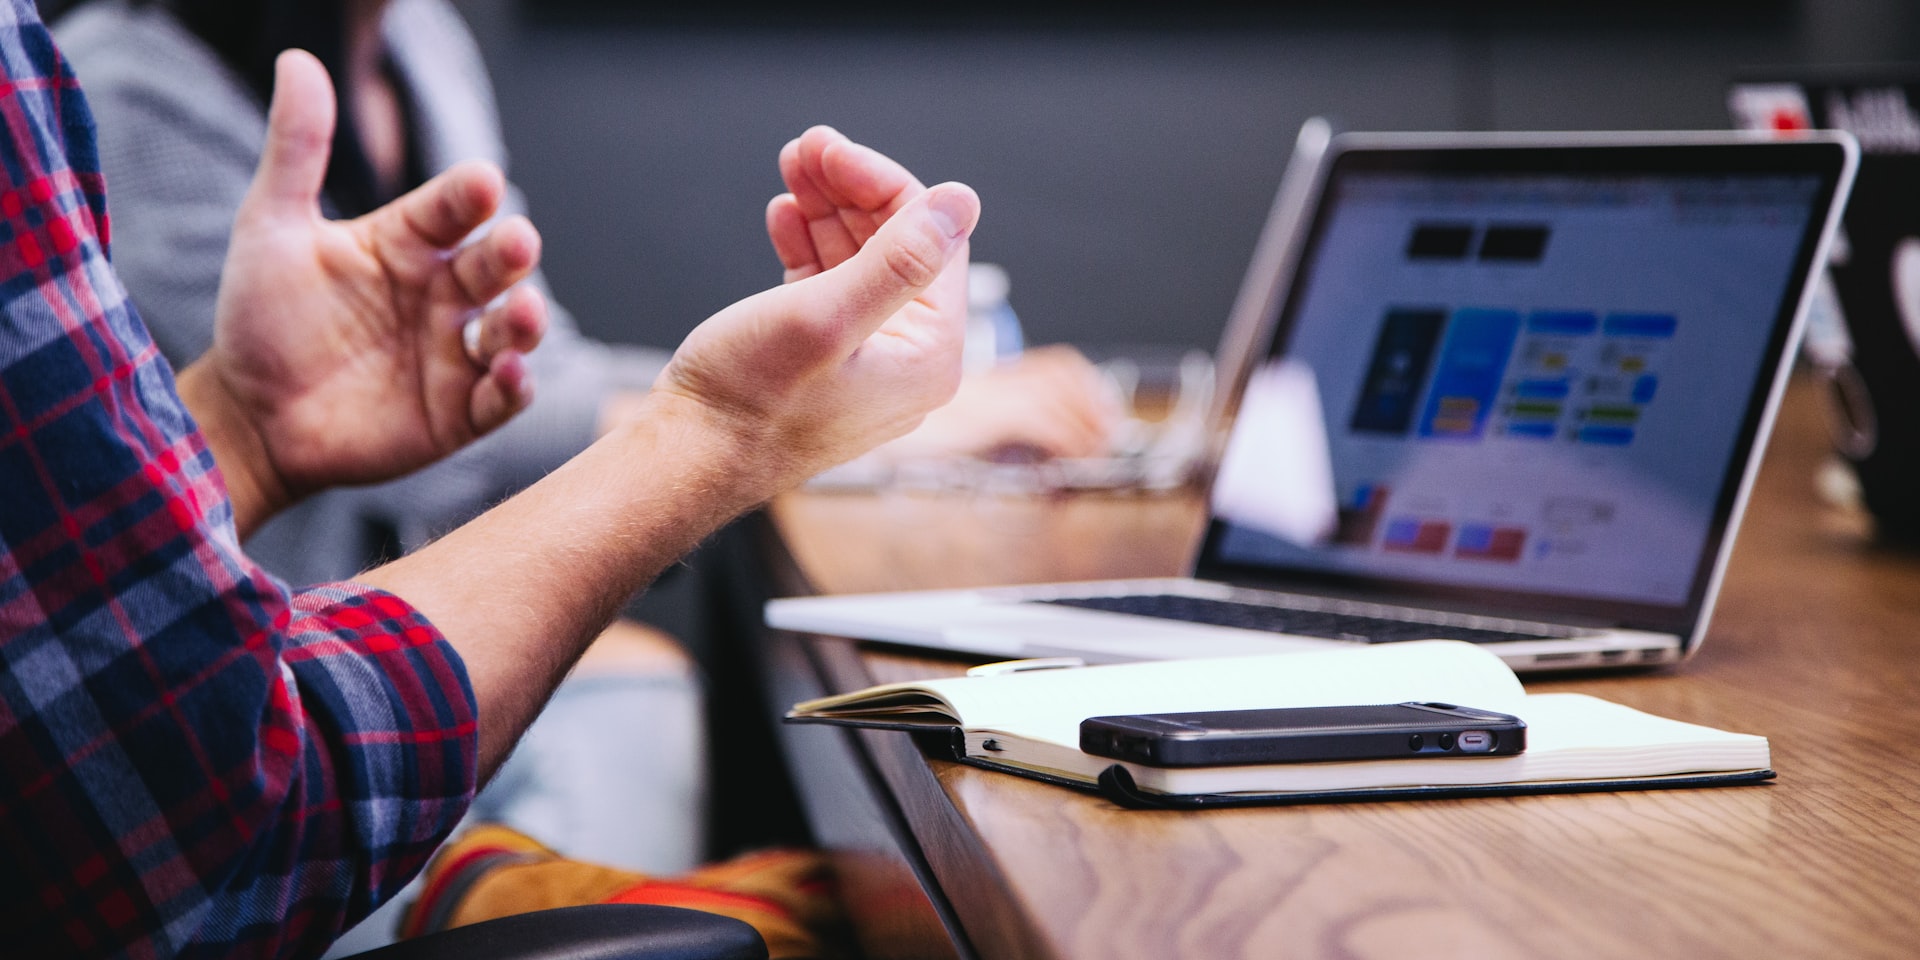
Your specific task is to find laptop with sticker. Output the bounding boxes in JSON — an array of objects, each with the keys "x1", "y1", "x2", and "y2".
[{"x1": 1730, "y1": 72, "x2": 1920, "y2": 542}]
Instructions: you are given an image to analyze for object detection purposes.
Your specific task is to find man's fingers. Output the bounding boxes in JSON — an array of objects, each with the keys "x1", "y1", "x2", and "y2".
[
  {"x1": 465, "y1": 285, "x2": 548, "y2": 367},
  {"x1": 781, "y1": 126, "x2": 924, "y2": 271},
  {"x1": 793, "y1": 125, "x2": 920, "y2": 213},
  {"x1": 780, "y1": 130, "x2": 862, "y2": 264},
  {"x1": 817, "y1": 137, "x2": 920, "y2": 217},
  {"x1": 449, "y1": 214, "x2": 541, "y2": 306},
  {"x1": 776, "y1": 136, "x2": 818, "y2": 214},
  {"x1": 247, "y1": 50, "x2": 336, "y2": 216},
  {"x1": 781, "y1": 126, "x2": 851, "y2": 217},
  {"x1": 767, "y1": 194, "x2": 822, "y2": 282},
  {"x1": 387, "y1": 161, "x2": 509, "y2": 251},
  {"x1": 470, "y1": 350, "x2": 534, "y2": 435},
  {"x1": 794, "y1": 181, "x2": 979, "y2": 342}
]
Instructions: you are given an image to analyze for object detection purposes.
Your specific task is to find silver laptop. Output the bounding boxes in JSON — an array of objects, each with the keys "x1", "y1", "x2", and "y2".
[{"x1": 768, "y1": 130, "x2": 1858, "y2": 672}]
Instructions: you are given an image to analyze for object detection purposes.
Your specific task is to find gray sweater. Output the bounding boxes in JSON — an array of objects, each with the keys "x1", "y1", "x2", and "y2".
[{"x1": 56, "y1": 0, "x2": 670, "y2": 585}]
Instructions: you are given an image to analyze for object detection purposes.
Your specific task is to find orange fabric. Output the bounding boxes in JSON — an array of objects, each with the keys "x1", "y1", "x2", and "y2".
[
  {"x1": 404, "y1": 824, "x2": 845, "y2": 959},
  {"x1": 606, "y1": 880, "x2": 793, "y2": 916}
]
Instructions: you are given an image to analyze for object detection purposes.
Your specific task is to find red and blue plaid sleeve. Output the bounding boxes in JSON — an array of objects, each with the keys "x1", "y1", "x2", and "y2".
[{"x1": 0, "y1": 4, "x2": 480, "y2": 958}]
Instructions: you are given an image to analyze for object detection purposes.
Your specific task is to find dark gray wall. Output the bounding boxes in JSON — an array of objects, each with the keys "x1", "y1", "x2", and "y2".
[{"x1": 450, "y1": 1, "x2": 1918, "y2": 357}]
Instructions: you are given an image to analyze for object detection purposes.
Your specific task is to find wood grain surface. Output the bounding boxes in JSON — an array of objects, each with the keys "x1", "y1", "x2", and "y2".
[{"x1": 769, "y1": 374, "x2": 1920, "y2": 960}]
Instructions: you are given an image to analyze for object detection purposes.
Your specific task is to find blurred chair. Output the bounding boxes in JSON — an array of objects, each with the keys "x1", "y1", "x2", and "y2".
[{"x1": 337, "y1": 904, "x2": 766, "y2": 960}]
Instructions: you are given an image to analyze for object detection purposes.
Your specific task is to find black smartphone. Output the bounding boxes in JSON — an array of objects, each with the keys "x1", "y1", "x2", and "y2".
[{"x1": 1079, "y1": 702, "x2": 1526, "y2": 767}]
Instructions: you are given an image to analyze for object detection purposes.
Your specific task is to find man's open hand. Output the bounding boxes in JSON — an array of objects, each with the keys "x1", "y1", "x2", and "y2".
[
  {"x1": 182, "y1": 50, "x2": 546, "y2": 531},
  {"x1": 650, "y1": 127, "x2": 979, "y2": 495}
]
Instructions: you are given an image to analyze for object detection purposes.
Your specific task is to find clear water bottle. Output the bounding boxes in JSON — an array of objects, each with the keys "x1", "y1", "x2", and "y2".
[{"x1": 965, "y1": 262, "x2": 1025, "y2": 373}]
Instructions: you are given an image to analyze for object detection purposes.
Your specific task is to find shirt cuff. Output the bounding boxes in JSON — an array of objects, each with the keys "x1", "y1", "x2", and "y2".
[{"x1": 280, "y1": 582, "x2": 480, "y2": 911}]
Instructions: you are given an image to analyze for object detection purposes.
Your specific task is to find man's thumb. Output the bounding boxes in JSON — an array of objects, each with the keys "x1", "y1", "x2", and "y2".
[
  {"x1": 811, "y1": 183, "x2": 980, "y2": 336},
  {"x1": 247, "y1": 50, "x2": 337, "y2": 216}
]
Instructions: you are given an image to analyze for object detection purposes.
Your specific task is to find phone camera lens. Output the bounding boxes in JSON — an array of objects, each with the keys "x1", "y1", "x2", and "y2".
[
  {"x1": 1438, "y1": 732, "x2": 1457, "y2": 751},
  {"x1": 1408, "y1": 734, "x2": 1424, "y2": 751}
]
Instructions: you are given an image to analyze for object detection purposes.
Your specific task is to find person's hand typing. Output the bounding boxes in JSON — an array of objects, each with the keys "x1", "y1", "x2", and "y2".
[
  {"x1": 177, "y1": 50, "x2": 546, "y2": 536},
  {"x1": 879, "y1": 344, "x2": 1122, "y2": 462}
]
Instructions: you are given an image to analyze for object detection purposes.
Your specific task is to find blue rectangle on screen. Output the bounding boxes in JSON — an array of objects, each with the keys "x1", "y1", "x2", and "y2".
[
  {"x1": 1604, "y1": 313, "x2": 1678, "y2": 338},
  {"x1": 1383, "y1": 518, "x2": 1422, "y2": 545},
  {"x1": 1456, "y1": 525, "x2": 1493, "y2": 551},
  {"x1": 1577, "y1": 425, "x2": 1636, "y2": 446},
  {"x1": 1350, "y1": 483, "x2": 1378, "y2": 509},
  {"x1": 1351, "y1": 308, "x2": 1447, "y2": 435},
  {"x1": 1506, "y1": 422, "x2": 1556, "y2": 439},
  {"x1": 1513, "y1": 378, "x2": 1571, "y2": 400},
  {"x1": 1632, "y1": 374, "x2": 1659, "y2": 404},
  {"x1": 1418, "y1": 308, "x2": 1521, "y2": 440},
  {"x1": 1526, "y1": 311, "x2": 1598, "y2": 335}
]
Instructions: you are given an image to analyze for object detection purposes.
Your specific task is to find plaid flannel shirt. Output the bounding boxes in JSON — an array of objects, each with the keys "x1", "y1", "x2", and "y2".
[{"x1": 0, "y1": 4, "x2": 479, "y2": 957}]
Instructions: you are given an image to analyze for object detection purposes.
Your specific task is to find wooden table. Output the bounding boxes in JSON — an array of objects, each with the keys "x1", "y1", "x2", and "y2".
[{"x1": 762, "y1": 373, "x2": 1920, "y2": 960}]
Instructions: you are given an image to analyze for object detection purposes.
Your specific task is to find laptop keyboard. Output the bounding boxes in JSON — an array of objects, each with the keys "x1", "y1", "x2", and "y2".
[{"x1": 1033, "y1": 594, "x2": 1566, "y2": 645}]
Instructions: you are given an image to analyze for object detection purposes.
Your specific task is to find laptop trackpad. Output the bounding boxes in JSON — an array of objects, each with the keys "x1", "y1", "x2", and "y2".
[{"x1": 939, "y1": 609, "x2": 1338, "y2": 660}]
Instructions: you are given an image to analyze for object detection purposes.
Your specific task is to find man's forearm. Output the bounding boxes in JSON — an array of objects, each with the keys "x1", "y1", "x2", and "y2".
[
  {"x1": 176, "y1": 359, "x2": 292, "y2": 539},
  {"x1": 355, "y1": 390, "x2": 774, "y2": 775}
]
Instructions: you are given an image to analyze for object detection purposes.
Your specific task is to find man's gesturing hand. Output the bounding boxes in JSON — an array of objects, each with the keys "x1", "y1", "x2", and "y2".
[
  {"x1": 652, "y1": 129, "x2": 979, "y2": 497},
  {"x1": 180, "y1": 49, "x2": 545, "y2": 534},
  {"x1": 356, "y1": 133, "x2": 971, "y2": 769}
]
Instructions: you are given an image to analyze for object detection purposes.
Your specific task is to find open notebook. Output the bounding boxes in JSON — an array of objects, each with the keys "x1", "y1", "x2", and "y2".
[{"x1": 785, "y1": 641, "x2": 1772, "y2": 808}]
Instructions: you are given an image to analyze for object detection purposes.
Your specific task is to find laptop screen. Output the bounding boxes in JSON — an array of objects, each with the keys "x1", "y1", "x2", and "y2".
[{"x1": 1197, "y1": 138, "x2": 1850, "y2": 634}]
